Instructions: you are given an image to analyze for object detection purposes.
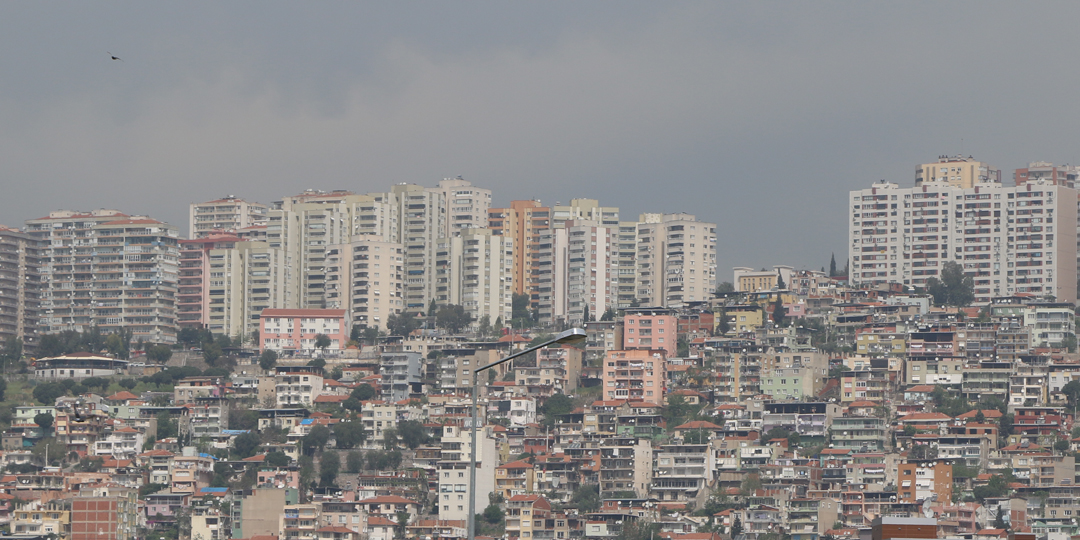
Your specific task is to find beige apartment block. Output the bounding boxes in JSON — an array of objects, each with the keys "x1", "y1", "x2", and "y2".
[
  {"x1": 916, "y1": 155, "x2": 1001, "y2": 188},
  {"x1": 325, "y1": 239, "x2": 404, "y2": 331},
  {"x1": 635, "y1": 213, "x2": 717, "y2": 308},
  {"x1": 188, "y1": 196, "x2": 268, "y2": 239}
]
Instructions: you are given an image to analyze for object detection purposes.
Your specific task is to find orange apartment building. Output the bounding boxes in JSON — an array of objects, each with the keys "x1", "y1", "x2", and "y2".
[
  {"x1": 897, "y1": 462, "x2": 952, "y2": 503},
  {"x1": 259, "y1": 309, "x2": 348, "y2": 353}
]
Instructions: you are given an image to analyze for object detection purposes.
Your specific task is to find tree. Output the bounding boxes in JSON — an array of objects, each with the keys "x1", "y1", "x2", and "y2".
[
  {"x1": 146, "y1": 345, "x2": 173, "y2": 363},
  {"x1": 259, "y1": 350, "x2": 278, "y2": 371},
  {"x1": 717, "y1": 309, "x2": 730, "y2": 335},
  {"x1": 776, "y1": 273, "x2": 786, "y2": 290},
  {"x1": 386, "y1": 312, "x2": 420, "y2": 337},
  {"x1": 362, "y1": 327, "x2": 380, "y2": 346},
  {"x1": 265, "y1": 451, "x2": 291, "y2": 467},
  {"x1": 32, "y1": 383, "x2": 65, "y2": 405},
  {"x1": 1, "y1": 337, "x2": 23, "y2": 369},
  {"x1": 732, "y1": 516, "x2": 743, "y2": 537},
  {"x1": 436, "y1": 304, "x2": 474, "y2": 334},
  {"x1": 319, "y1": 450, "x2": 340, "y2": 486},
  {"x1": 428, "y1": 299, "x2": 438, "y2": 317},
  {"x1": 973, "y1": 474, "x2": 1009, "y2": 502},
  {"x1": 382, "y1": 428, "x2": 399, "y2": 450},
  {"x1": 156, "y1": 411, "x2": 178, "y2": 440},
  {"x1": 716, "y1": 282, "x2": 735, "y2": 294},
  {"x1": 925, "y1": 261, "x2": 975, "y2": 307},
  {"x1": 1064, "y1": 333, "x2": 1078, "y2": 354},
  {"x1": 397, "y1": 420, "x2": 430, "y2": 449},
  {"x1": 601, "y1": 308, "x2": 615, "y2": 321},
  {"x1": 772, "y1": 295, "x2": 787, "y2": 327},
  {"x1": 582, "y1": 304, "x2": 591, "y2": 324},
  {"x1": 351, "y1": 384, "x2": 376, "y2": 401},
  {"x1": 346, "y1": 450, "x2": 363, "y2": 473},
  {"x1": 119, "y1": 378, "x2": 138, "y2": 390},
  {"x1": 829, "y1": 253, "x2": 838, "y2": 277},
  {"x1": 301, "y1": 425, "x2": 331, "y2": 455},
  {"x1": 740, "y1": 473, "x2": 762, "y2": 496},
  {"x1": 512, "y1": 293, "x2": 531, "y2": 321},
  {"x1": 314, "y1": 334, "x2": 332, "y2": 352},
  {"x1": 34, "y1": 412, "x2": 53, "y2": 432},
  {"x1": 202, "y1": 342, "x2": 223, "y2": 366},
  {"x1": 477, "y1": 315, "x2": 492, "y2": 337},
  {"x1": 909, "y1": 444, "x2": 938, "y2": 460},
  {"x1": 233, "y1": 432, "x2": 262, "y2": 458},
  {"x1": 482, "y1": 503, "x2": 504, "y2": 524},
  {"x1": 1054, "y1": 440, "x2": 1071, "y2": 454},
  {"x1": 570, "y1": 484, "x2": 600, "y2": 512},
  {"x1": 333, "y1": 420, "x2": 366, "y2": 449}
]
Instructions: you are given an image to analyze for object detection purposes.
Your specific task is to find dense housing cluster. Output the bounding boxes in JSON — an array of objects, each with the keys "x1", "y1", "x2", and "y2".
[{"x1": 0, "y1": 161, "x2": 1076, "y2": 540}]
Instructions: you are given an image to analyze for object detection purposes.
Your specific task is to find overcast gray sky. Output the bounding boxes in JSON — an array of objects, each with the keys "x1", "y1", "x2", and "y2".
[{"x1": 3, "y1": 2, "x2": 1080, "y2": 278}]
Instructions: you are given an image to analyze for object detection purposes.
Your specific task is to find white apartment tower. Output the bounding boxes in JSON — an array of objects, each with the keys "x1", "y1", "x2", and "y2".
[
  {"x1": 390, "y1": 184, "x2": 447, "y2": 313},
  {"x1": 536, "y1": 221, "x2": 619, "y2": 325},
  {"x1": 26, "y1": 211, "x2": 180, "y2": 343},
  {"x1": 435, "y1": 229, "x2": 513, "y2": 325},
  {"x1": 0, "y1": 226, "x2": 42, "y2": 349},
  {"x1": 848, "y1": 179, "x2": 1078, "y2": 303},
  {"x1": 325, "y1": 239, "x2": 405, "y2": 331},
  {"x1": 188, "y1": 196, "x2": 269, "y2": 239},
  {"x1": 635, "y1": 213, "x2": 718, "y2": 308}
]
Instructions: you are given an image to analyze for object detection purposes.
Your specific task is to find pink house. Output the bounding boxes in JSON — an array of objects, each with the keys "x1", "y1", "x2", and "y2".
[{"x1": 260, "y1": 309, "x2": 348, "y2": 352}]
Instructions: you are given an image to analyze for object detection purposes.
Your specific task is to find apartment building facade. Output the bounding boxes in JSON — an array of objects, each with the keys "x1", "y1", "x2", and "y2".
[
  {"x1": 188, "y1": 196, "x2": 268, "y2": 238},
  {"x1": 0, "y1": 226, "x2": 42, "y2": 349},
  {"x1": 324, "y1": 239, "x2": 404, "y2": 331},
  {"x1": 848, "y1": 179, "x2": 1078, "y2": 303},
  {"x1": 635, "y1": 213, "x2": 717, "y2": 308}
]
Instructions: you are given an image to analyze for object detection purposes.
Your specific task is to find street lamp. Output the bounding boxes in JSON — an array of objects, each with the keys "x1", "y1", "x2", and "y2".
[{"x1": 467, "y1": 328, "x2": 586, "y2": 540}]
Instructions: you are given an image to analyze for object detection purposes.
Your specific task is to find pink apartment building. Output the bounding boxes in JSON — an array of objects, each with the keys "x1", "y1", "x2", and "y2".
[
  {"x1": 259, "y1": 309, "x2": 348, "y2": 353},
  {"x1": 621, "y1": 308, "x2": 677, "y2": 357},
  {"x1": 601, "y1": 349, "x2": 667, "y2": 403}
]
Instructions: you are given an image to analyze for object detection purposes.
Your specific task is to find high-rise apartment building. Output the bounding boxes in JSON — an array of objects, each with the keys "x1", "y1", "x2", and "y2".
[
  {"x1": 0, "y1": 226, "x2": 42, "y2": 350},
  {"x1": 1014, "y1": 162, "x2": 1080, "y2": 188},
  {"x1": 325, "y1": 239, "x2": 404, "y2": 331},
  {"x1": 848, "y1": 179, "x2": 1078, "y2": 303},
  {"x1": 551, "y1": 198, "x2": 619, "y2": 229},
  {"x1": 178, "y1": 235, "x2": 285, "y2": 339},
  {"x1": 89, "y1": 218, "x2": 180, "y2": 342},
  {"x1": 188, "y1": 196, "x2": 269, "y2": 239},
  {"x1": 25, "y1": 211, "x2": 180, "y2": 343},
  {"x1": 488, "y1": 200, "x2": 551, "y2": 307},
  {"x1": 178, "y1": 234, "x2": 242, "y2": 331},
  {"x1": 268, "y1": 190, "x2": 398, "y2": 310},
  {"x1": 27, "y1": 210, "x2": 129, "y2": 334},
  {"x1": 916, "y1": 155, "x2": 1001, "y2": 188},
  {"x1": 390, "y1": 184, "x2": 447, "y2": 312},
  {"x1": 535, "y1": 227, "x2": 567, "y2": 325},
  {"x1": 433, "y1": 177, "x2": 492, "y2": 233},
  {"x1": 616, "y1": 222, "x2": 639, "y2": 308},
  {"x1": 434, "y1": 229, "x2": 513, "y2": 325},
  {"x1": 635, "y1": 213, "x2": 717, "y2": 308}
]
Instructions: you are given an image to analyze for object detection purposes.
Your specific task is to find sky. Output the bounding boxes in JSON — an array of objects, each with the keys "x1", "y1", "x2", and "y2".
[{"x1": 3, "y1": 2, "x2": 1080, "y2": 279}]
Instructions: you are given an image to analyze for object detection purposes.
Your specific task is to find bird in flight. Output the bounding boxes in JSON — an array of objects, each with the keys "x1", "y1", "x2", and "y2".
[{"x1": 108, "y1": 52, "x2": 123, "y2": 61}]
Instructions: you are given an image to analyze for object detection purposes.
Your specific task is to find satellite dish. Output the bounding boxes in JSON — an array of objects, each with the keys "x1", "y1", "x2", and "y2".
[
  {"x1": 922, "y1": 498, "x2": 933, "y2": 519},
  {"x1": 552, "y1": 477, "x2": 560, "y2": 488}
]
